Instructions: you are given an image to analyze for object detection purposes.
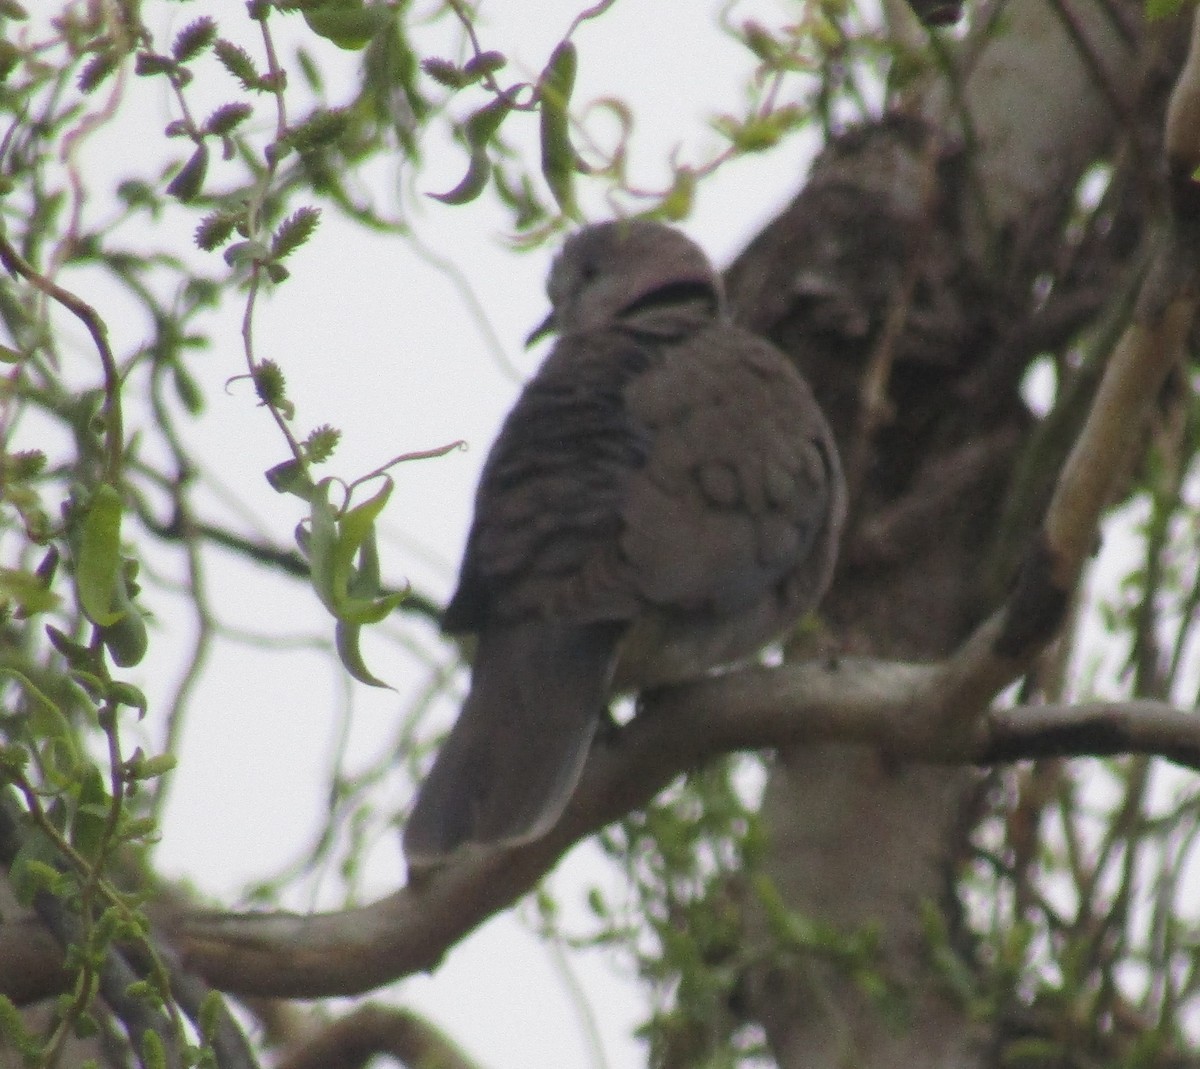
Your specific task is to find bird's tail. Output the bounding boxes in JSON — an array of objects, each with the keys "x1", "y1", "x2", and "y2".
[{"x1": 403, "y1": 620, "x2": 620, "y2": 867}]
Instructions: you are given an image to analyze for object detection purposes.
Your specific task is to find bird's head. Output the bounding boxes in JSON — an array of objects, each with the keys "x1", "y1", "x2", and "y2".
[{"x1": 527, "y1": 220, "x2": 724, "y2": 344}]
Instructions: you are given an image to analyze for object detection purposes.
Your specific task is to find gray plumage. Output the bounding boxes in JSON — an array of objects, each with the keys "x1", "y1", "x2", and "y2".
[{"x1": 403, "y1": 220, "x2": 846, "y2": 866}]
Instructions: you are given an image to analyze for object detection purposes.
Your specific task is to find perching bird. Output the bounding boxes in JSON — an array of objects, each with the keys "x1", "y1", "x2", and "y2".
[{"x1": 403, "y1": 220, "x2": 846, "y2": 866}]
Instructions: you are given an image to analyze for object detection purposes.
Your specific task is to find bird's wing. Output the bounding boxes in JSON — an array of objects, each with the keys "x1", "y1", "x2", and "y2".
[
  {"x1": 619, "y1": 322, "x2": 843, "y2": 618},
  {"x1": 442, "y1": 328, "x2": 656, "y2": 632}
]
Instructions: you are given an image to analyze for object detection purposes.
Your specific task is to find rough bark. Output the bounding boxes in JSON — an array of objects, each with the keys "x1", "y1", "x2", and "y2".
[{"x1": 723, "y1": 0, "x2": 1180, "y2": 1065}]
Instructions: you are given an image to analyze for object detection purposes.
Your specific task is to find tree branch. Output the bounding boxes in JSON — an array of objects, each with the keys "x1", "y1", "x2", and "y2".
[
  {"x1": 5, "y1": 660, "x2": 1200, "y2": 1004},
  {"x1": 979, "y1": 700, "x2": 1200, "y2": 768},
  {"x1": 274, "y1": 1005, "x2": 481, "y2": 1069}
]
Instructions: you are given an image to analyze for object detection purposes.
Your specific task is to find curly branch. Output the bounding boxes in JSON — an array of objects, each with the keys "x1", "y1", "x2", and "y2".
[{"x1": 274, "y1": 1005, "x2": 481, "y2": 1069}]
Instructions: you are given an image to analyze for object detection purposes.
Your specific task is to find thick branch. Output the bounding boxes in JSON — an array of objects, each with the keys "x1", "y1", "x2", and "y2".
[
  {"x1": 274, "y1": 1005, "x2": 481, "y2": 1069},
  {"x1": 4, "y1": 660, "x2": 1200, "y2": 1003},
  {"x1": 980, "y1": 700, "x2": 1200, "y2": 767}
]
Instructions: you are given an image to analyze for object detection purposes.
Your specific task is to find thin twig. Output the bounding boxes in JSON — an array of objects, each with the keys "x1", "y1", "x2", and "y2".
[{"x1": 0, "y1": 232, "x2": 125, "y2": 483}]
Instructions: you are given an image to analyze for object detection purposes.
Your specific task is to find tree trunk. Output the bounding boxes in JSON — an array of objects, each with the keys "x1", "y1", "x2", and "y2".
[{"x1": 723, "y1": 0, "x2": 1176, "y2": 1064}]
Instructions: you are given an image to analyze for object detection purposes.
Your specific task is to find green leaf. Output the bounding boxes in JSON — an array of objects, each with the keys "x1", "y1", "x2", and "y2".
[
  {"x1": 429, "y1": 149, "x2": 490, "y2": 205},
  {"x1": 46, "y1": 626, "x2": 97, "y2": 671},
  {"x1": 362, "y1": 18, "x2": 427, "y2": 151},
  {"x1": 222, "y1": 239, "x2": 269, "y2": 268},
  {"x1": 712, "y1": 106, "x2": 806, "y2": 154},
  {"x1": 10, "y1": 449, "x2": 45, "y2": 479},
  {"x1": 428, "y1": 98, "x2": 513, "y2": 206},
  {"x1": 538, "y1": 41, "x2": 580, "y2": 219},
  {"x1": 100, "y1": 598, "x2": 148, "y2": 668},
  {"x1": 0, "y1": 667, "x2": 60, "y2": 719},
  {"x1": 116, "y1": 179, "x2": 157, "y2": 212},
  {"x1": 340, "y1": 587, "x2": 406, "y2": 625},
  {"x1": 741, "y1": 20, "x2": 781, "y2": 63},
  {"x1": 173, "y1": 365, "x2": 205, "y2": 415},
  {"x1": 120, "y1": 817, "x2": 159, "y2": 843},
  {"x1": 0, "y1": 995, "x2": 39, "y2": 1056},
  {"x1": 142, "y1": 1029, "x2": 167, "y2": 1069},
  {"x1": 465, "y1": 96, "x2": 513, "y2": 148},
  {"x1": 334, "y1": 488, "x2": 392, "y2": 615},
  {"x1": 107, "y1": 905, "x2": 149, "y2": 941},
  {"x1": 333, "y1": 482, "x2": 401, "y2": 615},
  {"x1": 126, "y1": 753, "x2": 176, "y2": 780},
  {"x1": 284, "y1": 108, "x2": 350, "y2": 151},
  {"x1": 1145, "y1": 0, "x2": 1186, "y2": 17},
  {"x1": 266, "y1": 458, "x2": 314, "y2": 499},
  {"x1": 306, "y1": 478, "x2": 343, "y2": 612},
  {"x1": 335, "y1": 620, "x2": 392, "y2": 688},
  {"x1": 0, "y1": 744, "x2": 28, "y2": 780},
  {"x1": 0, "y1": 566, "x2": 59, "y2": 615},
  {"x1": 75, "y1": 485, "x2": 124, "y2": 626},
  {"x1": 10, "y1": 840, "x2": 66, "y2": 907},
  {"x1": 307, "y1": 478, "x2": 406, "y2": 625},
  {"x1": 494, "y1": 166, "x2": 547, "y2": 230},
  {"x1": 302, "y1": 0, "x2": 383, "y2": 50},
  {"x1": 0, "y1": 40, "x2": 19, "y2": 83},
  {"x1": 346, "y1": 524, "x2": 382, "y2": 599},
  {"x1": 70, "y1": 765, "x2": 109, "y2": 862},
  {"x1": 68, "y1": 670, "x2": 105, "y2": 700},
  {"x1": 199, "y1": 991, "x2": 224, "y2": 1044},
  {"x1": 124, "y1": 979, "x2": 159, "y2": 1005},
  {"x1": 658, "y1": 167, "x2": 696, "y2": 221},
  {"x1": 108, "y1": 680, "x2": 148, "y2": 713},
  {"x1": 338, "y1": 478, "x2": 393, "y2": 555}
]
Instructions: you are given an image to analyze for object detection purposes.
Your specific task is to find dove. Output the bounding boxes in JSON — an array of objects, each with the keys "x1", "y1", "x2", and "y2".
[{"x1": 403, "y1": 220, "x2": 846, "y2": 866}]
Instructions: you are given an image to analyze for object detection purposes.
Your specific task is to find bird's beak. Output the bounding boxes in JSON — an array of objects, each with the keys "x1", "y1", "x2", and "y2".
[{"x1": 525, "y1": 310, "x2": 556, "y2": 347}]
